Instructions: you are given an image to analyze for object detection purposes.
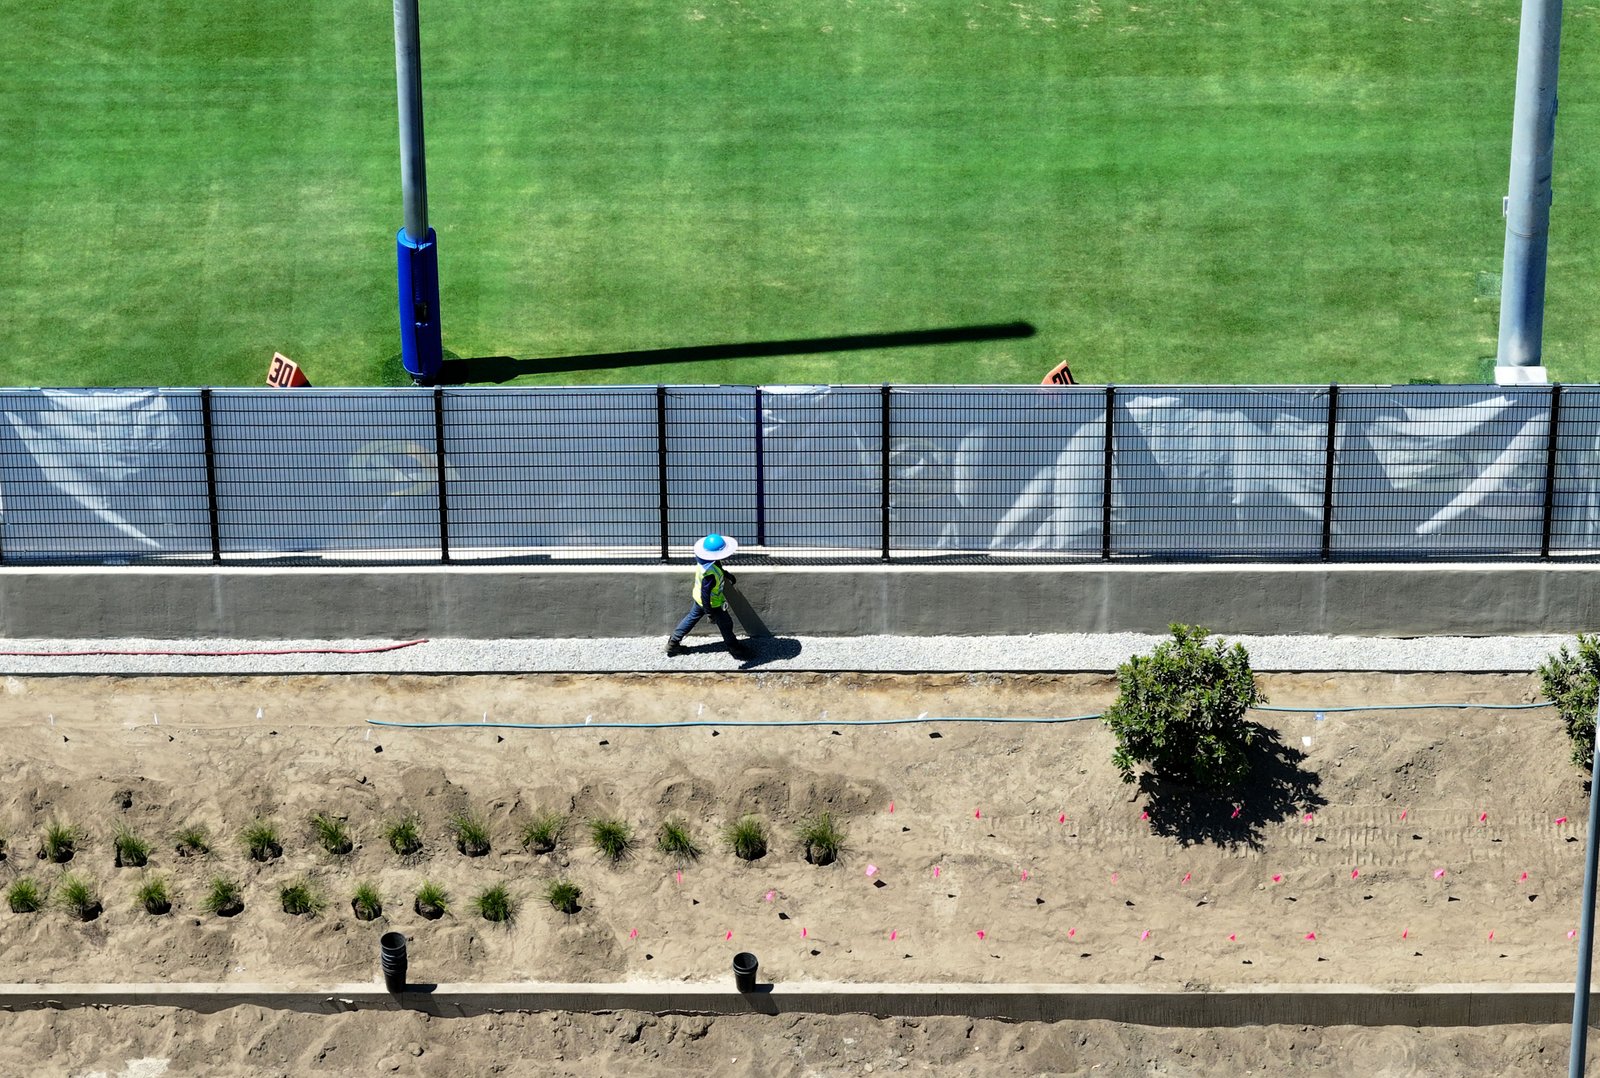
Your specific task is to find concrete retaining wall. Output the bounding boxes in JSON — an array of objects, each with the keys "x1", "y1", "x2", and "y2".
[
  {"x1": 0, "y1": 981, "x2": 1576, "y2": 1026},
  {"x1": 1, "y1": 563, "x2": 1597, "y2": 640}
]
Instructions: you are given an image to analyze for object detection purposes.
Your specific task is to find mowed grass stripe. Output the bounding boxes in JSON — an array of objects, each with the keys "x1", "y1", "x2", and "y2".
[{"x1": 4, "y1": 0, "x2": 1597, "y2": 387}]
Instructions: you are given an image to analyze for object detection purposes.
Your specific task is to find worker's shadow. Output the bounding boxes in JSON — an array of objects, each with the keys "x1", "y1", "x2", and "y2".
[{"x1": 726, "y1": 588, "x2": 800, "y2": 668}]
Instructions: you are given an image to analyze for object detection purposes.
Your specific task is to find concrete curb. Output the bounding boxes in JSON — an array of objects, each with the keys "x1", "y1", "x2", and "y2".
[{"x1": 0, "y1": 981, "x2": 1578, "y2": 1026}]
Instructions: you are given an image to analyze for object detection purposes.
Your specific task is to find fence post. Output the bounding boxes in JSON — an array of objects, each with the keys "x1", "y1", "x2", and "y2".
[
  {"x1": 1101, "y1": 386, "x2": 1115, "y2": 559},
  {"x1": 433, "y1": 387, "x2": 450, "y2": 563},
  {"x1": 754, "y1": 387, "x2": 766, "y2": 547},
  {"x1": 200, "y1": 388, "x2": 222, "y2": 564},
  {"x1": 1542, "y1": 383, "x2": 1563, "y2": 558},
  {"x1": 657, "y1": 385, "x2": 670, "y2": 561},
  {"x1": 1321, "y1": 384, "x2": 1339, "y2": 561},
  {"x1": 880, "y1": 384, "x2": 893, "y2": 560}
]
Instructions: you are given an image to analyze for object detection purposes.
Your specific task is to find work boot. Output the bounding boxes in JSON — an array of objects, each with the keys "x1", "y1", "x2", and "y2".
[
  {"x1": 665, "y1": 638, "x2": 683, "y2": 657},
  {"x1": 729, "y1": 642, "x2": 754, "y2": 662}
]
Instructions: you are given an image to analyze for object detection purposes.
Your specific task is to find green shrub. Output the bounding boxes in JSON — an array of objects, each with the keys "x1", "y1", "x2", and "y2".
[
  {"x1": 385, "y1": 814, "x2": 423, "y2": 858},
  {"x1": 724, "y1": 815, "x2": 768, "y2": 861},
  {"x1": 544, "y1": 879, "x2": 582, "y2": 915},
  {"x1": 174, "y1": 824, "x2": 211, "y2": 857},
  {"x1": 472, "y1": 883, "x2": 516, "y2": 923},
  {"x1": 137, "y1": 876, "x2": 172, "y2": 915},
  {"x1": 351, "y1": 882, "x2": 383, "y2": 921},
  {"x1": 413, "y1": 881, "x2": 449, "y2": 919},
  {"x1": 310, "y1": 813, "x2": 353, "y2": 856},
  {"x1": 656, "y1": 818, "x2": 701, "y2": 861},
  {"x1": 1539, "y1": 634, "x2": 1600, "y2": 769},
  {"x1": 7, "y1": 877, "x2": 45, "y2": 914},
  {"x1": 202, "y1": 876, "x2": 244, "y2": 917},
  {"x1": 798, "y1": 813, "x2": 846, "y2": 866},
  {"x1": 41, "y1": 820, "x2": 81, "y2": 864},
  {"x1": 242, "y1": 819, "x2": 283, "y2": 862},
  {"x1": 520, "y1": 809, "x2": 566, "y2": 854},
  {"x1": 112, "y1": 823, "x2": 152, "y2": 868},
  {"x1": 58, "y1": 874, "x2": 100, "y2": 921},
  {"x1": 589, "y1": 818, "x2": 632, "y2": 862},
  {"x1": 1102, "y1": 623, "x2": 1266, "y2": 792},
  {"x1": 450, "y1": 811, "x2": 492, "y2": 857},
  {"x1": 279, "y1": 879, "x2": 324, "y2": 917}
]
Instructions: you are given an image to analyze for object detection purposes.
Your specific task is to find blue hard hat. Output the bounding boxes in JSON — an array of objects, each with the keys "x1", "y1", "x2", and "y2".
[{"x1": 703, "y1": 534, "x2": 726, "y2": 551}]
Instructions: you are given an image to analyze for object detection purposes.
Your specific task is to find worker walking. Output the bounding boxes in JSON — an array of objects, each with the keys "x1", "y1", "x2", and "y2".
[{"x1": 666, "y1": 533, "x2": 754, "y2": 660}]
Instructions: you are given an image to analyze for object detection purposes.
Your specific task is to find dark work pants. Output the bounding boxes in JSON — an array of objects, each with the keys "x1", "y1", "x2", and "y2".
[{"x1": 671, "y1": 602, "x2": 740, "y2": 647}]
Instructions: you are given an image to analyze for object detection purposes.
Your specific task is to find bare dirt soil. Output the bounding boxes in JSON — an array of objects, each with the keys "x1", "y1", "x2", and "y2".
[{"x1": 0, "y1": 670, "x2": 1588, "y2": 1075}]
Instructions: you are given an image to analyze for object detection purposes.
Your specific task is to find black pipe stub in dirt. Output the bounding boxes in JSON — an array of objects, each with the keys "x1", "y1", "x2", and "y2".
[
  {"x1": 380, "y1": 931, "x2": 408, "y2": 994},
  {"x1": 732, "y1": 951, "x2": 759, "y2": 993}
]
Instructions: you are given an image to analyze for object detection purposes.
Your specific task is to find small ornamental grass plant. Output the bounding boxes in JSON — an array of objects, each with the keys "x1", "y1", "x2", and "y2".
[
  {"x1": 174, "y1": 824, "x2": 211, "y2": 857},
  {"x1": 656, "y1": 818, "x2": 701, "y2": 861},
  {"x1": 450, "y1": 811, "x2": 492, "y2": 857},
  {"x1": 310, "y1": 813, "x2": 353, "y2": 856},
  {"x1": 520, "y1": 809, "x2": 566, "y2": 854},
  {"x1": 351, "y1": 882, "x2": 383, "y2": 921},
  {"x1": 472, "y1": 883, "x2": 516, "y2": 924},
  {"x1": 7, "y1": 877, "x2": 45, "y2": 914},
  {"x1": 203, "y1": 876, "x2": 244, "y2": 917},
  {"x1": 798, "y1": 813, "x2": 846, "y2": 866},
  {"x1": 112, "y1": 823, "x2": 152, "y2": 868},
  {"x1": 589, "y1": 818, "x2": 632, "y2": 863},
  {"x1": 723, "y1": 815, "x2": 768, "y2": 862},
  {"x1": 545, "y1": 879, "x2": 582, "y2": 916},
  {"x1": 242, "y1": 819, "x2": 283, "y2": 862},
  {"x1": 385, "y1": 814, "x2": 424, "y2": 858},
  {"x1": 41, "y1": 820, "x2": 82, "y2": 864},
  {"x1": 279, "y1": 879, "x2": 324, "y2": 917},
  {"x1": 137, "y1": 875, "x2": 173, "y2": 915},
  {"x1": 414, "y1": 881, "x2": 449, "y2": 920},
  {"x1": 58, "y1": 874, "x2": 100, "y2": 921}
]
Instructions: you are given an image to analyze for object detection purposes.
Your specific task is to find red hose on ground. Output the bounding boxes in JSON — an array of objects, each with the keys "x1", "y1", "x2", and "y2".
[{"x1": 0, "y1": 639, "x2": 430, "y2": 658}]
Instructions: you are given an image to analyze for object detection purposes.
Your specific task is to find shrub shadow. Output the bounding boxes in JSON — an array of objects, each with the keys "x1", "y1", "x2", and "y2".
[{"x1": 1138, "y1": 724, "x2": 1325, "y2": 849}]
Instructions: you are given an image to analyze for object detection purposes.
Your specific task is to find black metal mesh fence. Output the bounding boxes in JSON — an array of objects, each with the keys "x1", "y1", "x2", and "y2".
[{"x1": 0, "y1": 384, "x2": 1593, "y2": 564}]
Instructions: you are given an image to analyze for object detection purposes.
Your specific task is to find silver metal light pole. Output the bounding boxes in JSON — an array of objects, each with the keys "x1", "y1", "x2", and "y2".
[
  {"x1": 1570, "y1": 703, "x2": 1600, "y2": 1077},
  {"x1": 394, "y1": 0, "x2": 429, "y2": 244},
  {"x1": 1495, "y1": 0, "x2": 1563, "y2": 386}
]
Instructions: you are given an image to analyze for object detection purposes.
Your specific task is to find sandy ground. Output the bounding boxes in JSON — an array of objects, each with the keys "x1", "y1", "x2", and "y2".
[
  {"x1": 0, "y1": 670, "x2": 1590, "y2": 1075},
  {"x1": 0, "y1": 1008, "x2": 1581, "y2": 1078}
]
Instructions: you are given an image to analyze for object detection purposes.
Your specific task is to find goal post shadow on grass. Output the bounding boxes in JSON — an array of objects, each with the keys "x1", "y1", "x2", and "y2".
[
  {"x1": 1136, "y1": 724, "x2": 1327, "y2": 850},
  {"x1": 433, "y1": 321, "x2": 1036, "y2": 384}
]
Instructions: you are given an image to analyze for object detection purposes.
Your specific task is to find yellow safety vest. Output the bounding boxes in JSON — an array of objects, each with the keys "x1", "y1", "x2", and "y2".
[{"x1": 692, "y1": 563, "x2": 726, "y2": 608}]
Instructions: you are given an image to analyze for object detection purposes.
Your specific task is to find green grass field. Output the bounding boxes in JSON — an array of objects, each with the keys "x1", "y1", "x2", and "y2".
[{"x1": 6, "y1": 1, "x2": 1598, "y2": 388}]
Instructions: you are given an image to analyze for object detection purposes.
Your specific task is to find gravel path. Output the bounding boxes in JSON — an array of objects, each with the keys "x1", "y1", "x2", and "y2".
[{"x1": 0, "y1": 632, "x2": 1578, "y2": 676}]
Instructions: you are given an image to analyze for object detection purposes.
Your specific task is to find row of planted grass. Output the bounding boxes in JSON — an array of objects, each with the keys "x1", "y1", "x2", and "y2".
[
  {"x1": 2, "y1": 808, "x2": 849, "y2": 868},
  {"x1": 4, "y1": 871, "x2": 560, "y2": 925}
]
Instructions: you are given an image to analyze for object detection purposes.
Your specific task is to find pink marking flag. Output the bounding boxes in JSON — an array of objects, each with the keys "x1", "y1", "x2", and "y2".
[
  {"x1": 1110, "y1": 872, "x2": 1119, "y2": 884},
  {"x1": 974, "y1": 808, "x2": 982, "y2": 819},
  {"x1": 1488, "y1": 930, "x2": 1495, "y2": 941},
  {"x1": 865, "y1": 864, "x2": 878, "y2": 877},
  {"x1": 1400, "y1": 809, "x2": 1408, "y2": 821},
  {"x1": 1231, "y1": 806, "x2": 1241, "y2": 819},
  {"x1": 890, "y1": 929, "x2": 898, "y2": 941},
  {"x1": 1021, "y1": 870, "x2": 1030, "y2": 882},
  {"x1": 1433, "y1": 868, "x2": 1447, "y2": 879},
  {"x1": 1402, "y1": 929, "x2": 1409, "y2": 940},
  {"x1": 933, "y1": 866, "x2": 941, "y2": 879},
  {"x1": 1571, "y1": 930, "x2": 1579, "y2": 940},
  {"x1": 976, "y1": 930, "x2": 986, "y2": 941},
  {"x1": 675, "y1": 871, "x2": 683, "y2": 885},
  {"x1": 766, "y1": 891, "x2": 775, "y2": 902},
  {"x1": 629, "y1": 928, "x2": 638, "y2": 939},
  {"x1": 1520, "y1": 872, "x2": 1529, "y2": 882},
  {"x1": 1181, "y1": 872, "x2": 1191, "y2": 885},
  {"x1": 1271, "y1": 874, "x2": 1283, "y2": 884},
  {"x1": 1068, "y1": 928, "x2": 1077, "y2": 939},
  {"x1": 1479, "y1": 811, "x2": 1488, "y2": 823},
  {"x1": 1140, "y1": 929, "x2": 1150, "y2": 941},
  {"x1": 1059, "y1": 812, "x2": 1067, "y2": 824},
  {"x1": 802, "y1": 927, "x2": 808, "y2": 939},
  {"x1": 1140, "y1": 810, "x2": 1149, "y2": 821},
  {"x1": 1558, "y1": 816, "x2": 1570, "y2": 825},
  {"x1": 725, "y1": 930, "x2": 733, "y2": 941},
  {"x1": 1305, "y1": 932, "x2": 1317, "y2": 941},
  {"x1": 1303, "y1": 813, "x2": 1314, "y2": 825},
  {"x1": 1227, "y1": 934, "x2": 1236, "y2": 942},
  {"x1": 888, "y1": 801, "x2": 895, "y2": 813},
  {"x1": 1351, "y1": 869, "x2": 1360, "y2": 880}
]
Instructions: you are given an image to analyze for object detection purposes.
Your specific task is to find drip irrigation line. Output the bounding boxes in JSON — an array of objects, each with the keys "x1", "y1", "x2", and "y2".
[
  {"x1": 0, "y1": 639, "x2": 430, "y2": 658},
  {"x1": 365, "y1": 699, "x2": 1556, "y2": 732}
]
